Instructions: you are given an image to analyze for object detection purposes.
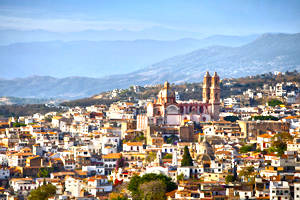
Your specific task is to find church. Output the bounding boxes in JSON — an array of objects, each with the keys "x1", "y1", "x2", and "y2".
[{"x1": 138, "y1": 71, "x2": 220, "y2": 128}]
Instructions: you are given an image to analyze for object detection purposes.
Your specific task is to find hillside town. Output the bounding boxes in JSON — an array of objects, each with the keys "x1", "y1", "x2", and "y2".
[{"x1": 0, "y1": 71, "x2": 299, "y2": 200}]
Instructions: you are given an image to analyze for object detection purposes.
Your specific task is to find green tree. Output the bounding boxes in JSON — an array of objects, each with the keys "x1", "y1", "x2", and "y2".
[
  {"x1": 224, "y1": 116, "x2": 239, "y2": 122},
  {"x1": 251, "y1": 116, "x2": 279, "y2": 121},
  {"x1": 28, "y1": 184, "x2": 56, "y2": 200},
  {"x1": 268, "y1": 99, "x2": 283, "y2": 107},
  {"x1": 268, "y1": 132, "x2": 293, "y2": 156},
  {"x1": 165, "y1": 135, "x2": 179, "y2": 144},
  {"x1": 37, "y1": 167, "x2": 54, "y2": 178},
  {"x1": 146, "y1": 152, "x2": 157, "y2": 163},
  {"x1": 225, "y1": 175, "x2": 235, "y2": 184},
  {"x1": 128, "y1": 175, "x2": 142, "y2": 199},
  {"x1": 139, "y1": 180, "x2": 166, "y2": 200},
  {"x1": 239, "y1": 144, "x2": 255, "y2": 153},
  {"x1": 128, "y1": 173, "x2": 177, "y2": 200},
  {"x1": 181, "y1": 146, "x2": 193, "y2": 166},
  {"x1": 12, "y1": 122, "x2": 27, "y2": 127},
  {"x1": 163, "y1": 153, "x2": 172, "y2": 159},
  {"x1": 177, "y1": 173, "x2": 184, "y2": 182},
  {"x1": 239, "y1": 166, "x2": 255, "y2": 181}
]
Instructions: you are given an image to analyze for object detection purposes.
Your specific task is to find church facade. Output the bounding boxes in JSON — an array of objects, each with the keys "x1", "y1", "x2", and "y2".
[{"x1": 137, "y1": 71, "x2": 220, "y2": 129}]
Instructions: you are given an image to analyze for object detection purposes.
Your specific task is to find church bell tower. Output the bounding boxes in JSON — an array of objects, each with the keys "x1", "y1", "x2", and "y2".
[
  {"x1": 210, "y1": 72, "x2": 220, "y2": 120},
  {"x1": 202, "y1": 71, "x2": 211, "y2": 104}
]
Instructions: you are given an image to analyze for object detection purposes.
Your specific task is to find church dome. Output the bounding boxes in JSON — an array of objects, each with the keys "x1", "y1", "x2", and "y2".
[{"x1": 198, "y1": 137, "x2": 215, "y2": 160}]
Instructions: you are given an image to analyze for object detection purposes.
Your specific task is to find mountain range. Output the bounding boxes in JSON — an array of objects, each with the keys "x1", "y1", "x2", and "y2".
[
  {"x1": 0, "y1": 27, "x2": 205, "y2": 45},
  {"x1": 0, "y1": 33, "x2": 299, "y2": 99},
  {"x1": 0, "y1": 34, "x2": 258, "y2": 78}
]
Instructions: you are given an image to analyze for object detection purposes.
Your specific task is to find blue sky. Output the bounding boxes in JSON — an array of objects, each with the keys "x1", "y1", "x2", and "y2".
[{"x1": 0, "y1": 0, "x2": 299, "y2": 35}]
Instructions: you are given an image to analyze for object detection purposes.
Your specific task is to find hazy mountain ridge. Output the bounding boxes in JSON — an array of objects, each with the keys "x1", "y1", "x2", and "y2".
[
  {"x1": 0, "y1": 28, "x2": 258, "y2": 45},
  {"x1": 0, "y1": 27, "x2": 205, "y2": 45},
  {"x1": 0, "y1": 35, "x2": 258, "y2": 78},
  {"x1": 132, "y1": 33, "x2": 300, "y2": 84},
  {"x1": 0, "y1": 33, "x2": 299, "y2": 99}
]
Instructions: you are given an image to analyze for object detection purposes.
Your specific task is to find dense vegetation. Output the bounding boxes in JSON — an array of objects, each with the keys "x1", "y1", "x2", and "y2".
[
  {"x1": 28, "y1": 183, "x2": 56, "y2": 200},
  {"x1": 128, "y1": 173, "x2": 177, "y2": 200},
  {"x1": 251, "y1": 116, "x2": 279, "y2": 121},
  {"x1": 60, "y1": 97, "x2": 118, "y2": 107},
  {"x1": 0, "y1": 104, "x2": 65, "y2": 117},
  {"x1": 268, "y1": 99, "x2": 284, "y2": 107},
  {"x1": 225, "y1": 174, "x2": 236, "y2": 184},
  {"x1": 224, "y1": 116, "x2": 240, "y2": 122},
  {"x1": 37, "y1": 167, "x2": 54, "y2": 178},
  {"x1": 266, "y1": 132, "x2": 293, "y2": 156},
  {"x1": 12, "y1": 122, "x2": 27, "y2": 127},
  {"x1": 239, "y1": 166, "x2": 255, "y2": 182},
  {"x1": 239, "y1": 144, "x2": 256, "y2": 153}
]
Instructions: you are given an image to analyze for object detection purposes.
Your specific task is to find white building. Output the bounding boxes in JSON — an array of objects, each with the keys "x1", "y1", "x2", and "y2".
[
  {"x1": 10, "y1": 178, "x2": 37, "y2": 193},
  {"x1": 294, "y1": 182, "x2": 300, "y2": 200},
  {"x1": 270, "y1": 181, "x2": 290, "y2": 200},
  {"x1": 86, "y1": 175, "x2": 113, "y2": 196},
  {"x1": 123, "y1": 142, "x2": 143, "y2": 152},
  {"x1": 65, "y1": 176, "x2": 83, "y2": 197}
]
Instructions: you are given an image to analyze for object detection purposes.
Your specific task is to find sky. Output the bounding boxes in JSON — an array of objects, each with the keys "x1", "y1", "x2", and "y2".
[{"x1": 0, "y1": 0, "x2": 300, "y2": 36}]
